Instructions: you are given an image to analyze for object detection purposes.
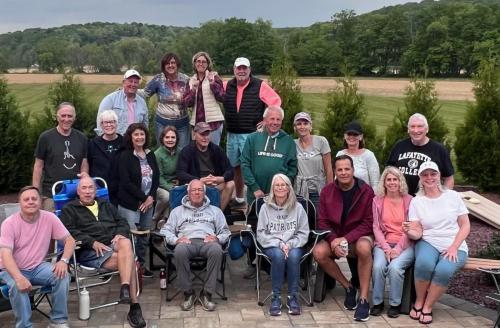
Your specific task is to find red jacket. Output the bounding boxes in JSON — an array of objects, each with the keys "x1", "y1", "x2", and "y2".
[{"x1": 318, "y1": 178, "x2": 374, "y2": 244}]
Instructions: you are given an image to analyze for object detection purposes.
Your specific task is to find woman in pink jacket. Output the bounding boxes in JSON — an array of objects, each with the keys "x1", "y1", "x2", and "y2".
[{"x1": 371, "y1": 166, "x2": 414, "y2": 318}]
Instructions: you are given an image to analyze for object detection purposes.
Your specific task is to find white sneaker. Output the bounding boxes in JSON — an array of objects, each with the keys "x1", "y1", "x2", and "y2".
[{"x1": 47, "y1": 322, "x2": 70, "y2": 328}]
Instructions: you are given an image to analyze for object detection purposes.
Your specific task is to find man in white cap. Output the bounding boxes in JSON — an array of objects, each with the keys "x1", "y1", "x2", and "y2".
[
  {"x1": 223, "y1": 57, "x2": 281, "y2": 209},
  {"x1": 96, "y1": 69, "x2": 149, "y2": 136}
]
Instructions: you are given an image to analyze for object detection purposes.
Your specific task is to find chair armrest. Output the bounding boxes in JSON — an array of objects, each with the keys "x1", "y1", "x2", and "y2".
[{"x1": 131, "y1": 229, "x2": 150, "y2": 236}]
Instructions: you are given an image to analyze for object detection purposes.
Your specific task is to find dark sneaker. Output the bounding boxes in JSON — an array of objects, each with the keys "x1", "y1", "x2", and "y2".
[
  {"x1": 119, "y1": 284, "x2": 131, "y2": 304},
  {"x1": 370, "y1": 302, "x2": 384, "y2": 316},
  {"x1": 142, "y1": 267, "x2": 153, "y2": 278},
  {"x1": 269, "y1": 295, "x2": 282, "y2": 316},
  {"x1": 354, "y1": 298, "x2": 370, "y2": 322},
  {"x1": 387, "y1": 304, "x2": 401, "y2": 318},
  {"x1": 180, "y1": 291, "x2": 196, "y2": 311},
  {"x1": 286, "y1": 295, "x2": 301, "y2": 315},
  {"x1": 127, "y1": 303, "x2": 146, "y2": 328},
  {"x1": 243, "y1": 265, "x2": 256, "y2": 279},
  {"x1": 199, "y1": 290, "x2": 216, "y2": 311},
  {"x1": 344, "y1": 286, "x2": 358, "y2": 310}
]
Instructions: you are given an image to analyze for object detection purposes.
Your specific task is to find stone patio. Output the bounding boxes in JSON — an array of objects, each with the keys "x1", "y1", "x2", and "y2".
[{"x1": 0, "y1": 257, "x2": 497, "y2": 327}]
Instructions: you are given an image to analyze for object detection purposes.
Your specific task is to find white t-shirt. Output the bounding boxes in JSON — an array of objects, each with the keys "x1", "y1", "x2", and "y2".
[
  {"x1": 409, "y1": 190, "x2": 468, "y2": 253},
  {"x1": 336, "y1": 149, "x2": 380, "y2": 190}
]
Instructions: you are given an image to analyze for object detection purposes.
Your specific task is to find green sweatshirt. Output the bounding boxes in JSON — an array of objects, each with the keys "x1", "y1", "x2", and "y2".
[
  {"x1": 154, "y1": 146, "x2": 178, "y2": 191},
  {"x1": 241, "y1": 129, "x2": 297, "y2": 203}
]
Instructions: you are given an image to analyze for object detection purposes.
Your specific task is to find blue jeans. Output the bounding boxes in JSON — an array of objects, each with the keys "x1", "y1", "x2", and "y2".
[
  {"x1": 414, "y1": 240, "x2": 467, "y2": 287},
  {"x1": 118, "y1": 205, "x2": 153, "y2": 266},
  {"x1": 0, "y1": 262, "x2": 69, "y2": 328},
  {"x1": 209, "y1": 123, "x2": 223, "y2": 146},
  {"x1": 372, "y1": 246, "x2": 414, "y2": 306},
  {"x1": 263, "y1": 247, "x2": 304, "y2": 297},
  {"x1": 155, "y1": 114, "x2": 191, "y2": 150}
]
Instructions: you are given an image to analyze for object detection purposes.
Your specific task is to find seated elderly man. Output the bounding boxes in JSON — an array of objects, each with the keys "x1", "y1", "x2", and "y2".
[
  {"x1": 177, "y1": 122, "x2": 235, "y2": 211},
  {"x1": 60, "y1": 177, "x2": 146, "y2": 328},
  {"x1": 0, "y1": 186, "x2": 75, "y2": 328},
  {"x1": 160, "y1": 179, "x2": 231, "y2": 311}
]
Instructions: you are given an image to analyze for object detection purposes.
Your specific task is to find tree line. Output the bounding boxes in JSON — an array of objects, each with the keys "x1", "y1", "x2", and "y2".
[{"x1": 0, "y1": 0, "x2": 498, "y2": 77}]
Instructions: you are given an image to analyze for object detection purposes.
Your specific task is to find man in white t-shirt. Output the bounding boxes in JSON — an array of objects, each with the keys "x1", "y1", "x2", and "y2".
[{"x1": 0, "y1": 186, "x2": 75, "y2": 328}]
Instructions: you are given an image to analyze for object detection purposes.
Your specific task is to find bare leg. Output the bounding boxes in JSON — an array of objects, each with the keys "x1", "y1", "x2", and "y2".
[
  {"x1": 102, "y1": 238, "x2": 138, "y2": 301},
  {"x1": 234, "y1": 166, "x2": 245, "y2": 199},
  {"x1": 421, "y1": 283, "x2": 447, "y2": 319},
  {"x1": 312, "y1": 240, "x2": 350, "y2": 288},
  {"x1": 217, "y1": 181, "x2": 235, "y2": 210},
  {"x1": 355, "y1": 238, "x2": 373, "y2": 300},
  {"x1": 414, "y1": 279, "x2": 431, "y2": 310}
]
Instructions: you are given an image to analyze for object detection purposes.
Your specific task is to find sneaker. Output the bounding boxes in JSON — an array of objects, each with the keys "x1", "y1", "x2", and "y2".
[
  {"x1": 269, "y1": 295, "x2": 282, "y2": 316},
  {"x1": 47, "y1": 323, "x2": 69, "y2": 328},
  {"x1": 119, "y1": 284, "x2": 131, "y2": 304},
  {"x1": 142, "y1": 267, "x2": 153, "y2": 278},
  {"x1": 199, "y1": 290, "x2": 216, "y2": 311},
  {"x1": 387, "y1": 304, "x2": 401, "y2": 318},
  {"x1": 344, "y1": 286, "x2": 358, "y2": 310},
  {"x1": 354, "y1": 298, "x2": 370, "y2": 322},
  {"x1": 229, "y1": 198, "x2": 247, "y2": 209},
  {"x1": 370, "y1": 302, "x2": 384, "y2": 316},
  {"x1": 180, "y1": 291, "x2": 196, "y2": 311},
  {"x1": 243, "y1": 265, "x2": 256, "y2": 279},
  {"x1": 286, "y1": 295, "x2": 301, "y2": 315},
  {"x1": 127, "y1": 303, "x2": 147, "y2": 328}
]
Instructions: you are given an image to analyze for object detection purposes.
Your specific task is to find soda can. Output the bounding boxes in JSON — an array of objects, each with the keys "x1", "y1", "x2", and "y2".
[{"x1": 340, "y1": 240, "x2": 348, "y2": 256}]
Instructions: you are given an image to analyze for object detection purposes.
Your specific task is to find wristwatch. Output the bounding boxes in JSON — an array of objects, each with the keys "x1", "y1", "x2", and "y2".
[{"x1": 60, "y1": 258, "x2": 69, "y2": 265}]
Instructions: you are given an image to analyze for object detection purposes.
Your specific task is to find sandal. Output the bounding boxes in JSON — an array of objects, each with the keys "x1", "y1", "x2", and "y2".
[
  {"x1": 419, "y1": 311, "x2": 433, "y2": 325},
  {"x1": 409, "y1": 306, "x2": 422, "y2": 320}
]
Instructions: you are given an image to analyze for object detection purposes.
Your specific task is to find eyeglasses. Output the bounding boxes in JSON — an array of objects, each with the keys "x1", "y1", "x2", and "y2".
[
  {"x1": 196, "y1": 60, "x2": 208, "y2": 64},
  {"x1": 274, "y1": 183, "x2": 288, "y2": 189},
  {"x1": 102, "y1": 120, "x2": 116, "y2": 126},
  {"x1": 189, "y1": 188, "x2": 204, "y2": 193}
]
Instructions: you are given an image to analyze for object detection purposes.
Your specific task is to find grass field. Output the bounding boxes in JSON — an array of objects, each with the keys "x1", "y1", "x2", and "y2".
[
  {"x1": 10, "y1": 84, "x2": 470, "y2": 138},
  {"x1": 302, "y1": 93, "x2": 469, "y2": 136}
]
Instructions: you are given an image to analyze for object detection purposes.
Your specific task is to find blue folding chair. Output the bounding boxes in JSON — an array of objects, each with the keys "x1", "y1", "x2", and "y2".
[
  {"x1": 52, "y1": 178, "x2": 140, "y2": 314},
  {"x1": 241, "y1": 195, "x2": 330, "y2": 306},
  {"x1": 158, "y1": 185, "x2": 231, "y2": 302}
]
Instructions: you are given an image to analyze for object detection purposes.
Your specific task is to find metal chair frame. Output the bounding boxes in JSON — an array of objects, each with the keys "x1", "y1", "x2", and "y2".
[{"x1": 242, "y1": 196, "x2": 329, "y2": 306}]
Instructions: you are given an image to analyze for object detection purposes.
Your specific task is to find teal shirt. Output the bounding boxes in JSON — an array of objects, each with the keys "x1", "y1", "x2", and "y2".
[{"x1": 154, "y1": 146, "x2": 178, "y2": 190}]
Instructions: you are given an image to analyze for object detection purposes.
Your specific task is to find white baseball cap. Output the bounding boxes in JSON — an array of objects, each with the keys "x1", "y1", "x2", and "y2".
[
  {"x1": 123, "y1": 69, "x2": 142, "y2": 80},
  {"x1": 418, "y1": 161, "x2": 440, "y2": 175},
  {"x1": 234, "y1": 57, "x2": 250, "y2": 67}
]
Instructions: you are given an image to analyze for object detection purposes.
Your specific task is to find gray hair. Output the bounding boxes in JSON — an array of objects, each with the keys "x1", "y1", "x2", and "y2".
[
  {"x1": 376, "y1": 166, "x2": 409, "y2": 197},
  {"x1": 263, "y1": 106, "x2": 284, "y2": 119},
  {"x1": 408, "y1": 113, "x2": 428, "y2": 129},
  {"x1": 98, "y1": 110, "x2": 118, "y2": 125},
  {"x1": 192, "y1": 51, "x2": 214, "y2": 71},
  {"x1": 266, "y1": 174, "x2": 297, "y2": 212},
  {"x1": 187, "y1": 179, "x2": 206, "y2": 193},
  {"x1": 57, "y1": 102, "x2": 76, "y2": 115}
]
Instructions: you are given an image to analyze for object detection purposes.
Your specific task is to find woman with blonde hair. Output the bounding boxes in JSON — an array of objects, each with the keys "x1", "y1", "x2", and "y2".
[
  {"x1": 257, "y1": 173, "x2": 309, "y2": 316},
  {"x1": 406, "y1": 161, "x2": 470, "y2": 325},
  {"x1": 371, "y1": 166, "x2": 414, "y2": 318},
  {"x1": 183, "y1": 51, "x2": 225, "y2": 145}
]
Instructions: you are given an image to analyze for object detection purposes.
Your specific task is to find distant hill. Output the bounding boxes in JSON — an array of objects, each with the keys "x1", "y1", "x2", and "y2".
[{"x1": 0, "y1": 0, "x2": 498, "y2": 77}]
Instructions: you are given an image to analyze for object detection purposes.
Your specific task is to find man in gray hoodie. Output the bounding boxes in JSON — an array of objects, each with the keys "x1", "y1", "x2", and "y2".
[{"x1": 160, "y1": 179, "x2": 230, "y2": 312}]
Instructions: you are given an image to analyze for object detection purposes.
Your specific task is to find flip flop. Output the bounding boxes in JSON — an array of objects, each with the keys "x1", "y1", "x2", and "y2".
[
  {"x1": 419, "y1": 311, "x2": 433, "y2": 325},
  {"x1": 409, "y1": 306, "x2": 422, "y2": 320}
]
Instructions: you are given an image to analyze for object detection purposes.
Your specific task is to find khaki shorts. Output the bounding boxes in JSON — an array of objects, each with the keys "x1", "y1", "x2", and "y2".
[{"x1": 343, "y1": 235, "x2": 374, "y2": 258}]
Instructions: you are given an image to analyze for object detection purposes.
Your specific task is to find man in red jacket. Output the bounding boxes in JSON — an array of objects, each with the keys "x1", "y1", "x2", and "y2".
[{"x1": 313, "y1": 154, "x2": 374, "y2": 322}]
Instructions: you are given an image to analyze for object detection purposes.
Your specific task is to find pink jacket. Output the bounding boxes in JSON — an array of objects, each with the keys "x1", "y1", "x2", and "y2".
[{"x1": 372, "y1": 194, "x2": 413, "y2": 256}]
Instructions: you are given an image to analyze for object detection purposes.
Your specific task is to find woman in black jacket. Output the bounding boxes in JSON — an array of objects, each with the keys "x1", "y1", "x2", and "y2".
[{"x1": 117, "y1": 123, "x2": 159, "y2": 277}]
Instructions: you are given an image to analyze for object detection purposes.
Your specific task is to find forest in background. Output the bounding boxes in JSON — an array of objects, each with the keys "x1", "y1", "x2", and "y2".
[{"x1": 0, "y1": 0, "x2": 499, "y2": 77}]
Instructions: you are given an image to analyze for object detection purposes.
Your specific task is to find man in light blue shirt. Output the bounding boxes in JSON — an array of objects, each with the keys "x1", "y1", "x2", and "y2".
[{"x1": 96, "y1": 69, "x2": 149, "y2": 136}]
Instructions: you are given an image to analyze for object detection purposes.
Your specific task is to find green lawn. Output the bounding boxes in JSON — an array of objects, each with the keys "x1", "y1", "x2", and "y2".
[
  {"x1": 9, "y1": 83, "x2": 470, "y2": 139},
  {"x1": 303, "y1": 93, "x2": 469, "y2": 137}
]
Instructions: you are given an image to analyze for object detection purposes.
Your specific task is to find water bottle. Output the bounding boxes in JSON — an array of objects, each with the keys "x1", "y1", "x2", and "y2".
[
  {"x1": 160, "y1": 268, "x2": 167, "y2": 290},
  {"x1": 79, "y1": 287, "x2": 90, "y2": 320}
]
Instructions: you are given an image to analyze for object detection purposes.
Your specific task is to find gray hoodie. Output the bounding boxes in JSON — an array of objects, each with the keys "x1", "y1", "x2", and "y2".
[
  {"x1": 160, "y1": 195, "x2": 231, "y2": 245},
  {"x1": 256, "y1": 199, "x2": 310, "y2": 249}
]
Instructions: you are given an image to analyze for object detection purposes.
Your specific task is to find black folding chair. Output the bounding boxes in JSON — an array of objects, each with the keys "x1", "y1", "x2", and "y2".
[{"x1": 241, "y1": 196, "x2": 329, "y2": 306}]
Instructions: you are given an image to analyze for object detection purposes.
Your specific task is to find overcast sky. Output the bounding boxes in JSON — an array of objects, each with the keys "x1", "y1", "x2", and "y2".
[{"x1": 0, "y1": 0, "x2": 418, "y2": 34}]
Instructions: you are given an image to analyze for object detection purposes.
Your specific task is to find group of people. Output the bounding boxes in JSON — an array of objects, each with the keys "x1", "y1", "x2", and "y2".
[{"x1": 0, "y1": 51, "x2": 469, "y2": 327}]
